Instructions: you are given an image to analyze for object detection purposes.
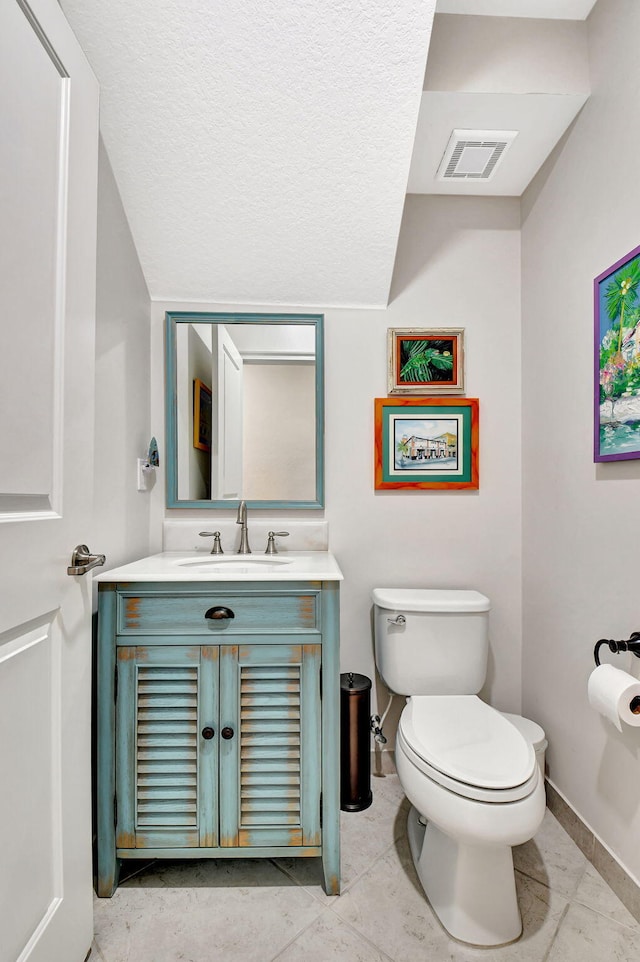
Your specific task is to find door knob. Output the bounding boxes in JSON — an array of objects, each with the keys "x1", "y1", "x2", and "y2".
[
  {"x1": 67, "y1": 544, "x2": 106, "y2": 576},
  {"x1": 201, "y1": 727, "x2": 215, "y2": 740},
  {"x1": 221, "y1": 726, "x2": 234, "y2": 740}
]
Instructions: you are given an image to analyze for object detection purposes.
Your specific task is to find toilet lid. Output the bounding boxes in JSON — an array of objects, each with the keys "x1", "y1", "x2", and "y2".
[{"x1": 400, "y1": 696, "x2": 536, "y2": 790}]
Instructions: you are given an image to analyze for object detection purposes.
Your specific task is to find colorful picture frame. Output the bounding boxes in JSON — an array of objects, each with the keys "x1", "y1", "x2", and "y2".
[
  {"x1": 193, "y1": 378, "x2": 212, "y2": 452},
  {"x1": 594, "y1": 244, "x2": 640, "y2": 462},
  {"x1": 388, "y1": 327, "x2": 465, "y2": 395},
  {"x1": 375, "y1": 397, "x2": 479, "y2": 490}
]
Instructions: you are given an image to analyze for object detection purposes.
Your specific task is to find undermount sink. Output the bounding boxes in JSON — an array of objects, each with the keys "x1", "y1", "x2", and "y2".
[
  {"x1": 177, "y1": 555, "x2": 293, "y2": 573},
  {"x1": 95, "y1": 551, "x2": 343, "y2": 582}
]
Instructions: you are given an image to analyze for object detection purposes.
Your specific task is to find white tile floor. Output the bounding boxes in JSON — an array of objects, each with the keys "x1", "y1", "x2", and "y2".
[{"x1": 91, "y1": 774, "x2": 640, "y2": 962}]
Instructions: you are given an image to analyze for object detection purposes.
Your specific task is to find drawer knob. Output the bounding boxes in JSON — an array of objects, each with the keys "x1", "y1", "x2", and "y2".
[
  {"x1": 221, "y1": 726, "x2": 234, "y2": 740},
  {"x1": 205, "y1": 606, "x2": 235, "y2": 620},
  {"x1": 201, "y1": 726, "x2": 215, "y2": 740}
]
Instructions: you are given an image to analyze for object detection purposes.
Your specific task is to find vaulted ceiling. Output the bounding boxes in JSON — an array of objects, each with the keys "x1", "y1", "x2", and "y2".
[{"x1": 60, "y1": 0, "x2": 596, "y2": 308}]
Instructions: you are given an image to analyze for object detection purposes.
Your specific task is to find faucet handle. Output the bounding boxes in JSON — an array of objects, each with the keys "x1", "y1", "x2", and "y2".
[
  {"x1": 199, "y1": 531, "x2": 224, "y2": 555},
  {"x1": 265, "y1": 531, "x2": 289, "y2": 555}
]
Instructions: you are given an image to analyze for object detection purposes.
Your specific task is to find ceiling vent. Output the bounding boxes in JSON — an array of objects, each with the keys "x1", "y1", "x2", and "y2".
[{"x1": 437, "y1": 129, "x2": 518, "y2": 181}]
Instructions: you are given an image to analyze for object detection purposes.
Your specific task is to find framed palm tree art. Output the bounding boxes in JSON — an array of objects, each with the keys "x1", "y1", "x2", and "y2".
[
  {"x1": 595, "y1": 245, "x2": 640, "y2": 461},
  {"x1": 388, "y1": 327, "x2": 465, "y2": 395}
]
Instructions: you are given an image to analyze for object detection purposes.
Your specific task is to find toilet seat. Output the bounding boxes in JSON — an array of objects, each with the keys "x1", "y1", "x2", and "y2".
[{"x1": 399, "y1": 696, "x2": 538, "y2": 803}]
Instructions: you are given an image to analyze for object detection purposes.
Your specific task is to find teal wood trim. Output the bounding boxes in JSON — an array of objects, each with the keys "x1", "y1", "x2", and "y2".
[
  {"x1": 116, "y1": 591, "x2": 320, "y2": 635},
  {"x1": 165, "y1": 310, "x2": 179, "y2": 509},
  {"x1": 219, "y1": 645, "x2": 240, "y2": 846},
  {"x1": 118, "y1": 646, "x2": 205, "y2": 849},
  {"x1": 315, "y1": 315, "x2": 325, "y2": 509},
  {"x1": 116, "y1": 632, "x2": 321, "y2": 647},
  {"x1": 300, "y1": 644, "x2": 322, "y2": 846},
  {"x1": 115, "y1": 649, "x2": 136, "y2": 848},
  {"x1": 199, "y1": 647, "x2": 219, "y2": 847},
  {"x1": 320, "y1": 581, "x2": 341, "y2": 895},
  {"x1": 115, "y1": 581, "x2": 322, "y2": 595},
  {"x1": 165, "y1": 311, "x2": 324, "y2": 510},
  {"x1": 98, "y1": 579, "x2": 341, "y2": 896},
  {"x1": 117, "y1": 845, "x2": 322, "y2": 859},
  {"x1": 232, "y1": 644, "x2": 316, "y2": 848},
  {"x1": 96, "y1": 585, "x2": 120, "y2": 897}
]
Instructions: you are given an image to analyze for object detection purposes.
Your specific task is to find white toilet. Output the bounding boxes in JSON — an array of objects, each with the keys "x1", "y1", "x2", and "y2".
[{"x1": 373, "y1": 588, "x2": 546, "y2": 947}]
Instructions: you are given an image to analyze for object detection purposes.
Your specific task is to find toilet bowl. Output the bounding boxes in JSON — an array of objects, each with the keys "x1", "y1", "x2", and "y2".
[
  {"x1": 372, "y1": 587, "x2": 546, "y2": 947},
  {"x1": 395, "y1": 696, "x2": 545, "y2": 946}
]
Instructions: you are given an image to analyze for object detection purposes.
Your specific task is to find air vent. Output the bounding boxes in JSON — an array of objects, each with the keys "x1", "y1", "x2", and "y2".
[{"x1": 437, "y1": 129, "x2": 518, "y2": 181}]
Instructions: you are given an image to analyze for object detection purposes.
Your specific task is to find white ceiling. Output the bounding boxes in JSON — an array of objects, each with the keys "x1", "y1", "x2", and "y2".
[
  {"x1": 408, "y1": 14, "x2": 590, "y2": 196},
  {"x1": 436, "y1": 0, "x2": 597, "y2": 18},
  {"x1": 408, "y1": 92, "x2": 588, "y2": 195},
  {"x1": 60, "y1": 0, "x2": 594, "y2": 307},
  {"x1": 60, "y1": 0, "x2": 437, "y2": 308}
]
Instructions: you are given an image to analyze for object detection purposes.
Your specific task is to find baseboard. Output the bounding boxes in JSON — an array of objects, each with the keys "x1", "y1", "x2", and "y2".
[{"x1": 545, "y1": 779, "x2": 640, "y2": 924}]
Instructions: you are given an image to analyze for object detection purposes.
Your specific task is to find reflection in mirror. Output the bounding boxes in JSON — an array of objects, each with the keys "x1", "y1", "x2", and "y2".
[{"x1": 166, "y1": 313, "x2": 324, "y2": 509}]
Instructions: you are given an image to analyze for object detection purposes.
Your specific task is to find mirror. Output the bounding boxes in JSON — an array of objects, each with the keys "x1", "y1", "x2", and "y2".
[{"x1": 165, "y1": 312, "x2": 324, "y2": 508}]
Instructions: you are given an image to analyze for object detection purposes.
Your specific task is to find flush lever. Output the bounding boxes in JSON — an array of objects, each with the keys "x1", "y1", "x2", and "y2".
[
  {"x1": 67, "y1": 544, "x2": 106, "y2": 576},
  {"x1": 387, "y1": 614, "x2": 406, "y2": 626}
]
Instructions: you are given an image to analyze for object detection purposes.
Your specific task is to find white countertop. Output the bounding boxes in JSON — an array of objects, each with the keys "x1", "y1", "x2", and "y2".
[{"x1": 95, "y1": 550, "x2": 343, "y2": 583}]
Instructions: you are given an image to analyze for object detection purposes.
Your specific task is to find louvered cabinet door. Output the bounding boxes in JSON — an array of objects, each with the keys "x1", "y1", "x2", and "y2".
[
  {"x1": 219, "y1": 644, "x2": 322, "y2": 848},
  {"x1": 115, "y1": 646, "x2": 218, "y2": 849}
]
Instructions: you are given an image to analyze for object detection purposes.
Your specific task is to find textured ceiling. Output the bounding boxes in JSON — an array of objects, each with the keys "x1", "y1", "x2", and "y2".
[
  {"x1": 408, "y1": 14, "x2": 590, "y2": 196},
  {"x1": 436, "y1": 0, "x2": 597, "y2": 17},
  {"x1": 60, "y1": 0, "x2": 437, "y2": 308}
]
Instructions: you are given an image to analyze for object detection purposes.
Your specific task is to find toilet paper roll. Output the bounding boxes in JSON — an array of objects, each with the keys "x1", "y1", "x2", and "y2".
[{"x1": 587, "y1": 664, "x2": 640, "y2": 731}]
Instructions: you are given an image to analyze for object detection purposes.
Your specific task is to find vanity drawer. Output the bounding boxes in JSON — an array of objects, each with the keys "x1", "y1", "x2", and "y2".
[{"x1": 117, "y1": 590, "x2": 320, "y2": 635}]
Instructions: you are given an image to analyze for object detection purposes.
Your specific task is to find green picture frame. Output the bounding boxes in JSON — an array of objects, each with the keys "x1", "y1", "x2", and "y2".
[{"x1": 375, "y1": 397, "x2": 479, "y2": 489}]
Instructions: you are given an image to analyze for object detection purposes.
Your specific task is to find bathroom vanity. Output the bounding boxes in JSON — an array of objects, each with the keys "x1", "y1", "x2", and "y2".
[{"x1": 95, "y1": 551, "x2": 342, "y2": 897}]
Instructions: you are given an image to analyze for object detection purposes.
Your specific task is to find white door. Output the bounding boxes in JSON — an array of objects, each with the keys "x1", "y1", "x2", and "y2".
[
  {"x1": 0, "y1": 1, "x2": 99, "y2": 961},
  {"x1": 213, "y1": 326, "x2": 243, "y2": 500}
]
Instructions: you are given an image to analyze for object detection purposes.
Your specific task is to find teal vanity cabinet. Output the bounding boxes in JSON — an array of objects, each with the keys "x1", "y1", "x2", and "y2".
[{"x1": 96, "y1": 579, "x2": 340, "y2": 897}]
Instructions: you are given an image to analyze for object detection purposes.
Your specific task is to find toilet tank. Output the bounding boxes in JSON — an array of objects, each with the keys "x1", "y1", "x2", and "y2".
[{"x1": 372, "y1": 588, "x2": 491, "y2": 696}]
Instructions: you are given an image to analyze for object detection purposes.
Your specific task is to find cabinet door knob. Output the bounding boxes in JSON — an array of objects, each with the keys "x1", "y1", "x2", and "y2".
[
  {"x1": 204, "y1": 606, "x2": 235, "y2": 620},
  {"x1": 201, "y1": 726, "x2": 215, "y2": 740},
  {"x1": 221, "y1": 726, "x2": 234, "y2": 740}
]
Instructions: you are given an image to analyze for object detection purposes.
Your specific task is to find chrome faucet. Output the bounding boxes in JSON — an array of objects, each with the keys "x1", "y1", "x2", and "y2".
[{"x1": 236, "y1": 500, "x2": 251, "y2": 554}]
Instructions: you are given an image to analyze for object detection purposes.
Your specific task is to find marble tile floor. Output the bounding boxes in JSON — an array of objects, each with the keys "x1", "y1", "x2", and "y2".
[{"x1": 91, "y1": 774, "x2": 640, "y2": 962}]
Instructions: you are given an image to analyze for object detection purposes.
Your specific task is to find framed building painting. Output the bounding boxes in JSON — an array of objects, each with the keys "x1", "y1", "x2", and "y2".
[
  {"x1": 595, "y1": 244, "x2": 640, "y2": 461},
  {"x1": 388, "y1": 327, "x2": 465, "y2": 395},
  {"x1": 375, "y1": 397, "x2": 479, "y2": 490}
]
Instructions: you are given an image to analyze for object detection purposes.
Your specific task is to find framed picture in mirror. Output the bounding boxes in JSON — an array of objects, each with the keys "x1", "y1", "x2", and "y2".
[{"x1": 193, "y1": 378, "x2": 212, "y2": 452}]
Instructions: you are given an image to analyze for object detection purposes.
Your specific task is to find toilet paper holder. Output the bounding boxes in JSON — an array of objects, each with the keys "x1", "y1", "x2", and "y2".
[
  {"x1": 593, "y1": 633, "x2": 640, "y2": 715},
  {"x1": 594, "y1": 632, "x2": 640, "y2": 666}
]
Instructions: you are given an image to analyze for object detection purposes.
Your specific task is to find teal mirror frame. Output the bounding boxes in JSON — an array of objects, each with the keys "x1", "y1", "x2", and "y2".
[{"x1": 165, "y1": 311, "x2": 325, "y2": 509}]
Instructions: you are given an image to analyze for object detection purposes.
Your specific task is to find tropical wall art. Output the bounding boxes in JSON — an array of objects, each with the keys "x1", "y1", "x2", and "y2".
[
  {"x1": 595, "y1": 244, "x2": 640, "y2": 461},
  {"x1": 375, "y1": 397, "x2": 479, "y2": 490},
  {"x1": 388, "y1": 327, "x2": 465, "y2": 395}
]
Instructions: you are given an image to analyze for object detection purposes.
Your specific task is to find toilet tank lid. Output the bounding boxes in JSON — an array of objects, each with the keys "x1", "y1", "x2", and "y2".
[{"x1": 372, "y1": 588, "x2": 490, "y2": 613}]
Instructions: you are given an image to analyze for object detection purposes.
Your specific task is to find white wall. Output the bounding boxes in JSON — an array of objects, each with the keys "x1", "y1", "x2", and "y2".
[
  {"x1": 521, "y1": 0, "x2": 640, "y2": 883},
  {"x1": 151, "y1": 193, "x2": 523, "y2": 738},
  {"x1": 93, "y1": 138, "x2": 152, "y2": 572},
  {"x1": 243, "y1": 362, "x2": 316, "y2": 501}
]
